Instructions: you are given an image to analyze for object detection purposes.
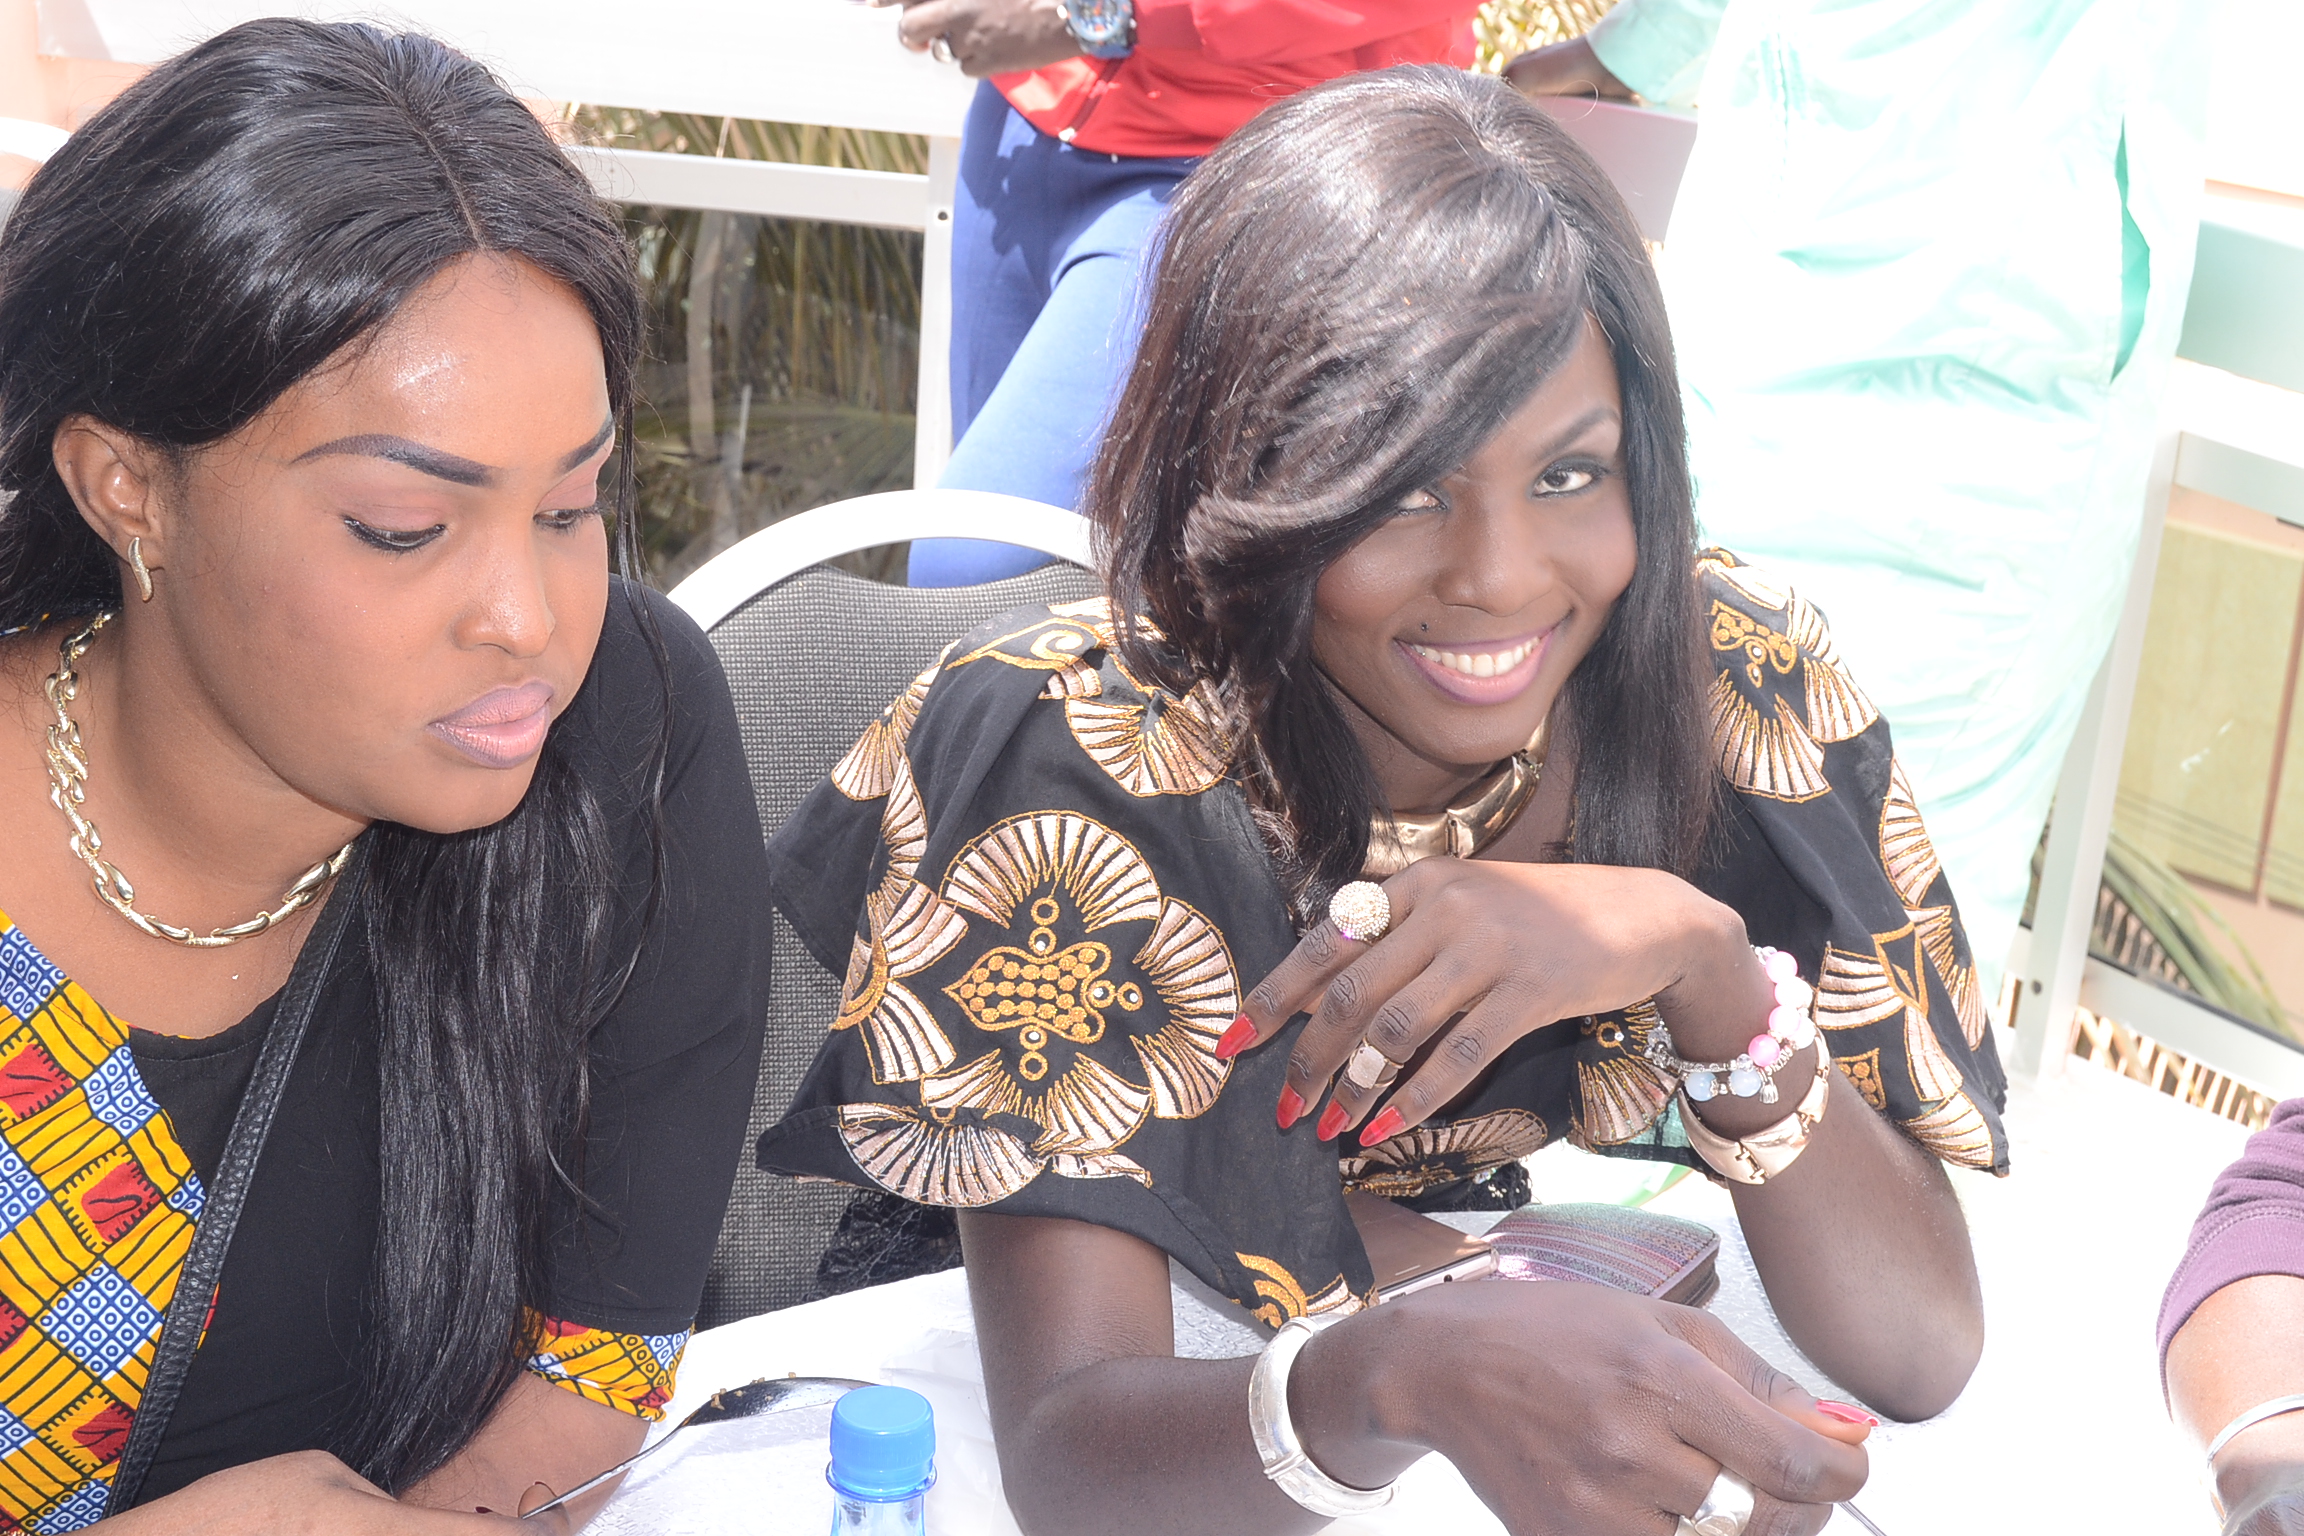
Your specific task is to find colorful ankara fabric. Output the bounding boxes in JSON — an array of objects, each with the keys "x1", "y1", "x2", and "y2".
[
  {"x1": 0, "y1": 911, "x2": 686, "y2": 1530},
  {"x1": 760, "y1": 555, "x2": 2010, "y2": 1327}
]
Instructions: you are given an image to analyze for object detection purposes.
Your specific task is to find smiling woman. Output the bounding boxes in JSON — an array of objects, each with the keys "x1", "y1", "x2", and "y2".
[
  {"x1": 0, "y1": 19, "x2": 770, "y2": 1535},
  {"x1": 758, "y1": 65, "x2": 2008, "y2": 1536}
]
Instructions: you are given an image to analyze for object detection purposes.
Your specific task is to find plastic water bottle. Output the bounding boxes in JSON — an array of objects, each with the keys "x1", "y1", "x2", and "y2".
[{"x1": 827, "y1": 1385, "x2": 935, "y2": 1535}]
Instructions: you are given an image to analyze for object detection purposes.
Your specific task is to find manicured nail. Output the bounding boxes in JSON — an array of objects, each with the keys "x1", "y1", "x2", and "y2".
[
  {"x1": 1276, "y1": 1085, "x2": 1306, "y2": 1129},
  {"x1": 1316, "y1": 1102, "x2": 1349, "y2": 1142},
  {"x1": 1815, "y1": 1399, "x2": 1878, "y2": 1427},
  {"x1": 1359, "y1": 1107, "x2": 1407, "y2": 1146},
  {"x1": 1215, "y1": 1014, "x2": 1256, "y2": 1059}
]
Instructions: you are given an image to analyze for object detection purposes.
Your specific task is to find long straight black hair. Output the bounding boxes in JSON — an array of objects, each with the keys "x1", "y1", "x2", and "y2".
[
  {"x1": 0, "y1": 20, "x2": 659, "y2": 1490},
  {"x1": 1094, "y1": 66, "x2": 1715, "y2": 909}
]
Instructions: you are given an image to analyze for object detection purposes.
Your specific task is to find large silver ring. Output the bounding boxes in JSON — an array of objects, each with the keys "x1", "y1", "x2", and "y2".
[
  {"x1": 1677, "y1": 1469, "x2": 1756, "y2": 1536},
  {"x1": 1341, "y1": 1041, "x2": 1403, "y2": 1093},
  {"x1": 930, "y1": 34, "x2": 956, "y2": 63},
  {"x1": 1328, "y1": 881, "x2": 1390, "y2": 944}
]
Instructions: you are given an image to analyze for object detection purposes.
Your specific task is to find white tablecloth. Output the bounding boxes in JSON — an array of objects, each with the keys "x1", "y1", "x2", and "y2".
[{"x1": 589, "y1": 1045, "x2": 2250, "y2": 1536}]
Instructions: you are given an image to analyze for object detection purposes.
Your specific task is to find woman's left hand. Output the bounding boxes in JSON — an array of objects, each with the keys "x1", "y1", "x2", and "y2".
[{"x1": 1225, "y1": 855, "x2": 1773, "y2": 1144}]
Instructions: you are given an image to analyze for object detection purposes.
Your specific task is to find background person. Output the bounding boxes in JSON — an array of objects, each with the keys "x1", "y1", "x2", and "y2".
[
  {"x1": 2165, "y1": 1099, "x2": 2304, "y2": 1535},
  {"x1": 1509, "y1": 0, "x2": 2209, "y2": 975},
  {"x1": 0, "y1": 20, "x2": 769, "y2": 1530},
  {"x1": 761, "y1": 69, "x2": 2004, "y2": 1535},
  {"x1": 879, "y1": 0, "x2": 1480, "y2": 585}
]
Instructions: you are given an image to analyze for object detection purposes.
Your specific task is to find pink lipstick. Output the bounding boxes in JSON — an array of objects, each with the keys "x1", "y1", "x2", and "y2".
[{"x1": 428, "y1": 680, "x2": 555, "y2": 768}]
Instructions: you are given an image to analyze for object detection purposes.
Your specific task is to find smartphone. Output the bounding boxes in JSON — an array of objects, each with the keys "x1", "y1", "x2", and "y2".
[{"x1": 1346, "y1": 1191, "x2": 1498, "y2": 1303}]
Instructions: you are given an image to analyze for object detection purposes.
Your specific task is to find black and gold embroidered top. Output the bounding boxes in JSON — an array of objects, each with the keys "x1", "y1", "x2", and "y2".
[{"x1": 759, "y1": 550, "x2": 2010, "y2": 1326}]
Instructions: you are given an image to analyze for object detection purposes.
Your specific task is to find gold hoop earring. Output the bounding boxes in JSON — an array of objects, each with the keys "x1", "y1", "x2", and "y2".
[{"x1": 127, "y1": 537, "x2": 153, "y2": 602}]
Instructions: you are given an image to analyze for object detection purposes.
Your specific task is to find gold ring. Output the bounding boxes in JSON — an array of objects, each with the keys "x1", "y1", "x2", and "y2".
[
  {"x1": 1342, "y1": 1041, "x2": 1402, "y2": 1093},
  {"x1": 1328, "y1": 881, "x2": 1390, "y2": 944},
  {"x1": 930, "y1": 34, "x2": 956, "y2": 63}
]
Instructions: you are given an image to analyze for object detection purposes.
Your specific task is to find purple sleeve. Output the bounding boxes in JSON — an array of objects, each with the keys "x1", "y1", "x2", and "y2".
[{"x1": 2160, "y1": 1097, "x2": 2304, "y2": 1385}]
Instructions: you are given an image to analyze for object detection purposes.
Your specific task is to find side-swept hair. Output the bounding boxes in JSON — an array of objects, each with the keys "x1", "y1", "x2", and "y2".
[
  {"x1": 0, "y1": 19, "x2": 657, "y2": 1491},
  {"x1": 1093, "y1": 65, "x2": 1714, "y2": 909}
]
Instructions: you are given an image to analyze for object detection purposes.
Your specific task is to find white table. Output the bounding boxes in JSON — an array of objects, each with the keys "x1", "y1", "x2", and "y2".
[{"x1": 588, "y1": 1046, "x2": 2251, "y2": 1536}]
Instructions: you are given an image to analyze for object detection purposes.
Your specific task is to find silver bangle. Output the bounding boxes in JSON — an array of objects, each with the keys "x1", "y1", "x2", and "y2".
[
  {"x1": 2205, "y1": 1391, "x2": 2304, "y2": 1483},
  {"x1": 1248, "y1": 1314, "x2": 1395, "y2": 1516}
]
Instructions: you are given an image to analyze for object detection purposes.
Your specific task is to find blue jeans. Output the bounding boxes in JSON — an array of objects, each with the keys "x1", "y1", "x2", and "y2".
[{"x1": 907, "y1": 84, "x2": 1197, "y2": 587}]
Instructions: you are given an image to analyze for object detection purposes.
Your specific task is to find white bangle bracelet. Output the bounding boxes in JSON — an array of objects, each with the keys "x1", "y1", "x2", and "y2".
[
  {"x1": 2205, "y1": 1390, "x2": 2304, "y2": 1482},
  {"x1": 1248, "y1": 1314, "x2": 1395, "y2": 1516}
]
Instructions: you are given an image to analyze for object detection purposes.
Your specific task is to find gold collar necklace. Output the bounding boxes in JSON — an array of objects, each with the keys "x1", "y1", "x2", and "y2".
[
  {"x1": 1363, "y1": 717, "x2": 1549, "y2": 878},
  {"x1": 44, "y1": 612, "x2": 356, "y2": 948}
]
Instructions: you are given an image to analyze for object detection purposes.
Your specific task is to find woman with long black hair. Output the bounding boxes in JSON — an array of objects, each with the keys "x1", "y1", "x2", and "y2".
[
  {"x1": 762, "y1": 66, "x2": 2005, "y2": 1535},
  {"x1": 0, "y1": 19, "x2": 769, "y2": 1531}
]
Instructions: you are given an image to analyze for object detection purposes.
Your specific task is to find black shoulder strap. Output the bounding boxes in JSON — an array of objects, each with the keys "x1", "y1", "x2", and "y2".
[{"x1": 104, "y1": 841, "x2": 366, "y2": 1514}]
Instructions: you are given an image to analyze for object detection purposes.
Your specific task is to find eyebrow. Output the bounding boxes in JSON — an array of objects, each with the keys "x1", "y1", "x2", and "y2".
[
  {"x1": 293, "y1": 416, "x2": 614, "y2": 486},
  {"x1": 1532, "y1": 406, "x2": 1621, "y2": 460}
]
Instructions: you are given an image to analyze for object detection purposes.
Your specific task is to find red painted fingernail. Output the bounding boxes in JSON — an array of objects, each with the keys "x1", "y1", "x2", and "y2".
[
  {"x1": 1358, "y1": 1107, "x2": 1407, "y2": 1146},
  {"x1": 1316, "y1": 1102, "x2": 1349, "y2": 1142},
  {"x1": 1815, "y1": 1399, "x2": 1878, "y2": 1427},
  {"x1": 1215, "y1": 1015, "x2": 1256, "y2": 1059},
  {"x1": 1276, "y1": 1086, "x2": 1306, "y2": 1129}
]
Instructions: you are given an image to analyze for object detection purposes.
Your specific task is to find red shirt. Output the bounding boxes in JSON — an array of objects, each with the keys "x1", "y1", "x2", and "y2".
[{"x1": 990, "y1": 0, "x2": 1476, "y2": 159}]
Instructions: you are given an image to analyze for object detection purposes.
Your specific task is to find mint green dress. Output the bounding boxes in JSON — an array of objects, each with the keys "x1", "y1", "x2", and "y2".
[{"x1": 1586, "y1": 0, "x2": 2210, "y2": 976}]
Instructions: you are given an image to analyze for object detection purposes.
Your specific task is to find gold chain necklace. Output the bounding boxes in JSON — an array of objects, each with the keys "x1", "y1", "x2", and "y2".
[
  {"x1": 1363, "y1": 717, "x2": 1550, "y2": 878},
  {"x1": 42, "y1": 612, "x2": 355, "y2": 948}
]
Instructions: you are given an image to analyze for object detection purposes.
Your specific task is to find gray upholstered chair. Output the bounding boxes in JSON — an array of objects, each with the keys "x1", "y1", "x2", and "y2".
[{"x1": 668, "y1": 490, "x2": 1095, "y2": 1326}]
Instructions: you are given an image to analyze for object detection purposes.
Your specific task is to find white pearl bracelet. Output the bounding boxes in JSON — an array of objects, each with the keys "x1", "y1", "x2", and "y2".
[{"x1": 1643, "y1": 946, "x2": 1819, "y2": 1106}]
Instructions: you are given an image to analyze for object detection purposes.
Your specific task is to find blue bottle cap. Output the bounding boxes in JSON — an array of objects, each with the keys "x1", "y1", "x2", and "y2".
[{"x1": 828, "y1": 1385, "x2": 936, "y2": 1500}]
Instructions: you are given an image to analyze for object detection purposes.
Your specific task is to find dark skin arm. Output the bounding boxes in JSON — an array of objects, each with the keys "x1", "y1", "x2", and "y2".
[
  {"x1": 964, "y1": 1210, "x2": 1871, "y2": 1536},
  {"x1": 96, "y1": 1376, "x2": 641, "y2": 1532},
  {"x1": 1502, "y1": 38, "x2": 1637, "y2": 100},
  {"x1": 2168, "y1": 1275, "x2": 2304, "y2": 1533},
  {"x1": 875, "y1": 0, "x2": 1080, "y2": 77},
  {"x1": 1248, "y1": 855, "x2": 1983, "y2": 1423}
]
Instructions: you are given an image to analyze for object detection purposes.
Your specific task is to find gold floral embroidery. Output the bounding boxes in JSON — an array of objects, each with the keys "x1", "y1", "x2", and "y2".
[
  {"x1": 1837, "y1": 1048, "x2": 1889, "y2": 1110},
  {"x1": 947, "y1": 595, "x2": 1134, "y2": 674},
  {"x1": 1877, "y1": 760, "x2": 1942, "y2": 907},
  {"x1": 1815, "y1": 926, "x2": 1966, "y2": 1102},
  {"x1": 943, "y1": 812, "x2": 1165, "y2": 932},
  {"x1": 881, "y1": 756, "x2": 928, "y2": 880},
  {"x1": 836, "y1": 758, "x2": 965, "y2": 1084},
  {"x1": 1901, "y1": 1090, "x2": 1998, "y2": 1170},
  {"x1": 1782, "y1": 596, "x2": 1877, "y2": 744},
  {"x1": 1570, "y1": 1001, "x2": 1673, "y2": 1146},
  {"x1": 1710, "y1": 602, "x2": 1799, "y2": 688},
  {"x1": 1911, "y1": 904, "x2": 1989, "y2": 1049},
  {"x1": 1237, "y1": 1251, "x2": 1361, "y2": 1329},
  {"x1": 1708, "y1": 671, "x2": 1831, "y2": 802},
  {"x1": 1700, "y1": 551, "x2": 1793, "y2": 611},
  {"x1": 832, "y1": 664, "x2": 938, "y2": 801},
  {"x1": 1041, "y1": 658, "x2": 1103, "y2": 700},
  {"x1": 1574, "y1": 1057, "x2": 1677, "y2": 1146},
  {"x1": 845, "y1": 811, "x2": 1237, "y2": 1206},
  {"x1": 1341, "y1": 1109, "x2": 1549, "y2": 1198},
  {"x1": 1065, "y1": 680, "x2": 1229, "y2": 798},
  {"x1": 837, "y1": 1103, "x2": 1048, "y2": 1207},
  {"x1": 836, "y1": 873, "x2": 967, "y2": 1084}
]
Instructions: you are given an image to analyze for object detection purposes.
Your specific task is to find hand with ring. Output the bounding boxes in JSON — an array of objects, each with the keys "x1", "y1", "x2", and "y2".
[
  {"x1": 1222, "y1": 856, "x2": 1785, "y2": 1145},
  {"x1": 1293, "y1": 1278, "x2": 1872, "y2": 1536},
  {"x1": 876, "y1": 0, "x2": 1080, "y2": 77}
]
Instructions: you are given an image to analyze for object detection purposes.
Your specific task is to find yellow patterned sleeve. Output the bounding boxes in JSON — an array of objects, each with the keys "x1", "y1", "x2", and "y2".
[{"x1": 520, "y1": 1310, "x2": 688, "y2": 1420}]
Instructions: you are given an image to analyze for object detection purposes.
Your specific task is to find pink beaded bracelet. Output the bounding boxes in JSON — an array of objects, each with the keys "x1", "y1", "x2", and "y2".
[{"x1": 1642, "y1": 946, "x2": 1820, "y2": 1106}]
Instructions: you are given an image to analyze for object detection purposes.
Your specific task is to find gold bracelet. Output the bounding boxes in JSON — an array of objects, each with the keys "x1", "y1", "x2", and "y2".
[{"x1": 1679, "y1": 1044, "x2": 1832, "y2": 1185}]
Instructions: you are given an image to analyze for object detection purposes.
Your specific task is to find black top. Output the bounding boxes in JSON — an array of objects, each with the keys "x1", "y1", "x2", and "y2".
[
  {"x1": 120, "y1": 583, "x2": 774, "y2": 1500},
  {"x1": 757, "y1": 552, "x2": 2008, "y2": 1326}
]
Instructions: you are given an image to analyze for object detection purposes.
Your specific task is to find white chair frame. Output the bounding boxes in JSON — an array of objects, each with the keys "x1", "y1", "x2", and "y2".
[{"x1": 666, "y1": 489, "x2": 1094, "y2": 630}]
